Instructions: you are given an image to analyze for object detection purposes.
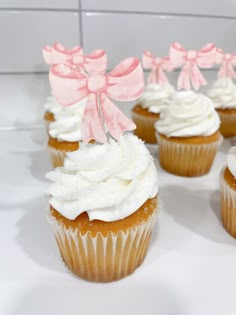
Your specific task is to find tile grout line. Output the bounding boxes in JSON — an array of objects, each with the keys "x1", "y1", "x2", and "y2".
[{"x1": 0, "y1": 7, "x2": 236, "y2": 20}]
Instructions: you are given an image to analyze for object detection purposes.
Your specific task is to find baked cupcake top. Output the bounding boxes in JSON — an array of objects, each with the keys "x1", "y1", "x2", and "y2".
[
  {"x1": 48, "y1": 99, "x2": 86, "y2": 142},
  {"x1": 155, "y1": 90, "x2": 220, "y2": 137},
  {"x1": 138, "y1": 84, "x2": 174, "y2": 113},
  {"x1": 207, "y1": 78, "x2": 236, "y2": 109},
  {"x1": 46, "y1": 134, "x2": 158, "y2": 221},
  {"x1": 227, "y1": 146, "x2": 236, "y2": 177}
]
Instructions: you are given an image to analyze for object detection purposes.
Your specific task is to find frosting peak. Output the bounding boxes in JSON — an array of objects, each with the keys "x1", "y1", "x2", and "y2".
[
  {"x1": 46, "y1": 134, "x2": 158, "y2": 222},
  {"x1": 208, "y1": 78, "x2": 236, "y2": 109},
  {"x1": 48, "y1": 99, "x2": 87, "y2": 142},
  {"x1": 155, "y1": 91, "x2": 220, "y2": 137},
  {"x1": 138, "y1": 83, "x2": 174, "y2": 113},
  {"x1": 227, "y1": 146, "x2": 236, "y2": 177}
]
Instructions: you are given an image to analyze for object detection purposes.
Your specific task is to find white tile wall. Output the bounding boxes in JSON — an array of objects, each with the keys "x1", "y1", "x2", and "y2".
[
  {"x1": 0, "y1": 0, "x2": 79, "y2": 9},
  {"x1": 83, "y1": 12, "x2": 236, "y2": 70},
  {"x1": 81, "y1": 0, "x2": 236, "y2": 18},
  {"x1": 1, "y1": 1, "x2": 236, "y2": 128},
  {"x1": 0, "y1": 11, "x2": 80, "y2": 72}
]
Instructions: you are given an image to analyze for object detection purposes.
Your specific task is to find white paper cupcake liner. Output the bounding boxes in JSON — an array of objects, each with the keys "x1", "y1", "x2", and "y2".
[
  {"x1": 156, "y1": 132, "x2": 223, "y2": 177},
  {"x1": 220, "y1": 167, "x2": 236, "y2": 238},
  {"x1": 48, "y1": 146, "x2": 66, "y2": 168},
  {"x1": 48, "y1": 208, "x2": 157, "y2": 282},
  {"x1": 217, "y1": 110, "x2": 236, "y2": 137},
  {"x1": 132, "y1": 111, "x2": 159, "y2": 144}
]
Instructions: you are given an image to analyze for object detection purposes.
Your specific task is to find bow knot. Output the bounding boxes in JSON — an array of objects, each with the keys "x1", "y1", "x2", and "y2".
[
  {"x1": 187, "y1": 50, "x2": 197, "y2": 60},
  {"x1": 49, "y1": 57, "x2": 144, "y2": 143},
  {"x1": 170, "y1": 42, "x2": 216, "y2": 90},
  {"x1": 142, "y1": 51, "x2": 173, "y2": 85},
  {"x1": 88, "y1": 74, "x2": 107, "y2": 92},
  {"x1": 216, "y1": 48, "x2": 236, "y2": 79}
]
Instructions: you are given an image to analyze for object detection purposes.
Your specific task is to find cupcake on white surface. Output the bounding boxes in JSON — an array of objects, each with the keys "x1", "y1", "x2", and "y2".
[
  {"x1": 208, "y1": 48, "x2": 236, "y2": 137},
  {"x1": 46, "y1": 55, "x2": 159, "y2": 282},
  {"x1": 132, "y1": 51, "x2": 174, "y2": 143},
  {"x1": 155, "y1": 90, "x2": 222, "y2": 176},
  {"x1": 155, "y1": 42, "x2": 222, "y2": 177},
  {"x1": 220, "y1": 146, "x2": 236, "y2": 238}
]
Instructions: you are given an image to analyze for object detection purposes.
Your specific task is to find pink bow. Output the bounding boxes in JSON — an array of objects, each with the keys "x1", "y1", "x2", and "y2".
[
  {"x1": 142, "y1": 51, "x2": 173, "y2": 85},
  {"x1": 42, "y1": 43, "x2": 107, "y2": 74},
  {"x1": 216, "y1": 48, "x2": 236, "y2": 79},
  {"x1": 49, "y1": 58, "x2": 144, "y2": 143},
  {"x1": 170, "y1": 42, "x2": 216, "y2": 90}
]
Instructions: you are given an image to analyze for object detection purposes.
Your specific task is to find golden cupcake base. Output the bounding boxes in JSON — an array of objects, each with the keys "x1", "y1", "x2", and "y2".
[
  {"x1": 48, "y1": 136, "x2": 79, "y2": 168},
  {"x1": 216, "y1": 108, "x2": 236, "y2": 138},
  {"x1": 220, "y1": 167, "x2": 236, "y2": 238},
  {"x1": 156, "y1": 132, "x2": 222, "y2": 177},
  {"x1": 132, "y1": 105, "x2": 160, "y2": 144},
  {"x1": 48, "y1": 197, "x2": 158, "y2": 282}
]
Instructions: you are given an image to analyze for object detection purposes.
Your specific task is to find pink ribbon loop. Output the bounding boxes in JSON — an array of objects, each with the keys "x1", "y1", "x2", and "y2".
[
  {"x1": 49, "y1": 57, "x2": 144, "y2": 143},
  {"x1": 142, "y1": 51, "x2": 173, "y2": 85},
  {"x1": 216, "y1": 48, "x2": 236, "y2": 79},
  {"x1": 169, "y1": 42, "x2": 216, "y2": 90},
  {"x1": 42, "y1": 43, "x2": 107, "y2": 74}
]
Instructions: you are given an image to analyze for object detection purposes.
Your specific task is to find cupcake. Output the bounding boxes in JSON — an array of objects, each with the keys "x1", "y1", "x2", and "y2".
[
  {"x1": 220, "y1": 146, "x2": 236, "y2": 238},
  {"x1": 46, "y1": 134, "x2": 158, "y2": 282},
  {"x1": 132, "y1": 84, "x2": 174, "y2": 143},
  {"x1": 48, "y1": 99, "x2": 86, "y2": 167},
  {"x1": 208, "y1": 78, "x2": 236, "y2": 137},
  {"x1": 155, "y1": 91, "x2": 222, "y2": 177}
]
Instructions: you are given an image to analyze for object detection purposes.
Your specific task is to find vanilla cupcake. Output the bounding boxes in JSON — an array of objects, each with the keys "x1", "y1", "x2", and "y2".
[
  {"x1": 220, "y1": 146, "x2": 236, "y2": 237},
  {"x1": 46, "y1": 134, "x2": 158, "y2": 282},
  {"x1": 208, "y1": 78, "x2": 236, "y2": 137},
  {"x1": 132, "y1": 84, "x2": 174, "y2": 143},
  {"x1": 155, "y1": 91, "x2": 222, "y2": 177},
  {"x1": 48, "y1": 99, "x2": 86, "y2": 167}
]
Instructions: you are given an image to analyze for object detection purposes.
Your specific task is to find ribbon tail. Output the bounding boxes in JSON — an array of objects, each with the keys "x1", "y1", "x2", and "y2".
[
  {"x1": 157, "y1": 67, "x2": 169, "y2": 85},
  {"x1": 177, "y1": 63, "x2": 191, "y2": 90},
  {"x1": 82, "y1": 93, "x2": 107, "y2": 143},
  {"x1": 226, "y1": 62, "x2": 236, "y2": 79},
  {"x1": 100, "y1": 93, "x2": 136, "y2": 141},
  {"x1": 190, "y1": 62, "x2": 207, "y2": 90},
  {"x1": 147, "y1": 67, "x2": 157, "y2": 84}
]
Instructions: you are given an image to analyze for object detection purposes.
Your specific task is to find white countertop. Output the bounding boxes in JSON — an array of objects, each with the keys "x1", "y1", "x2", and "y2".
[{"x1": 1, "y1": 125, "x2": 236, "y2": 315}]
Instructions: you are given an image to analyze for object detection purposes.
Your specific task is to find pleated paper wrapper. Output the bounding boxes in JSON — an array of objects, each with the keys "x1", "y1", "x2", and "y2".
[
  {"x1": 156, "y1": 132, "x2": 223, "y2": 177},
  {"x1": 48, "y1": 209, "x2": 157, "y2": 282},
  {"x1": 48, "y1": 146, "x2": 66, "y2": 168},
  {"x1": 217, "y1": 110, "x2": 236, "y2": 138},
  {"x1": 132, "y1": 111, "x2": 159, "y2": 144},
  {"x1": 220, "y1": 167, "x2": 236, "y2": 238}
]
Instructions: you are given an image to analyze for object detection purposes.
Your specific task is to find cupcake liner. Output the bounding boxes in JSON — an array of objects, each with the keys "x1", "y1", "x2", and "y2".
[
  {"x1": 132, "y1": 111, "x2": 159, "y2": 144},
  {"x1": 217, "y1": 110, "x2": 236, "y2": 137},
  {"x1": 48, "y1": 209, "x2": 157, "y2": 282},
  {"x1": 156, "y1": 132, "x2": 222, "y2": 177},
  {"x1": 48, "y1": 146, "x2": 66, "y2": 168},
  {"x1": 220, "y1": 167, "x2": 236, "y2": 238}
]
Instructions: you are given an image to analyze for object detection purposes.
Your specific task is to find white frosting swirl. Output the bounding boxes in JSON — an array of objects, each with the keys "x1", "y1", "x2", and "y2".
[
  {"x1": 227, "y1": 146, "x2": 236, "y2": 177},
  {"x1": 155, "y1": 91, "x2": 220, "y2": 137},
  {"x1": 208, "y1": 78, "x2": 236, "y2": 109},
  {"x1": 138, "y1": 84, "x2": 174, "y2": 113},
  {"x1": 49, "y1": 99, "x2": 87, "y2": 142},
  {"x1": 44, "y1": 94, "x2": 63, "y2": 115},
  {"x1": 46, "y1": 134, "x2": 158, "y2": 222}
]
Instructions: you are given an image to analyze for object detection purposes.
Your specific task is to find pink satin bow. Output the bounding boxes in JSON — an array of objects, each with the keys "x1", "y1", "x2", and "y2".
[
  {"x1": 49, "y1": 58, "x2": 144, "y2": 143},
  {"x1": 142, "y1": 51, "x2": 173, "y2": 85},
  {"x1": 42, "y1": 43, "x2": 107, "y2": 74},
  {"x1": 216, "y1": 48, "x2": 236, "y2": 79},
  {"x1": 170, "y1": 42, "x2": 216, "y2": 90}
]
